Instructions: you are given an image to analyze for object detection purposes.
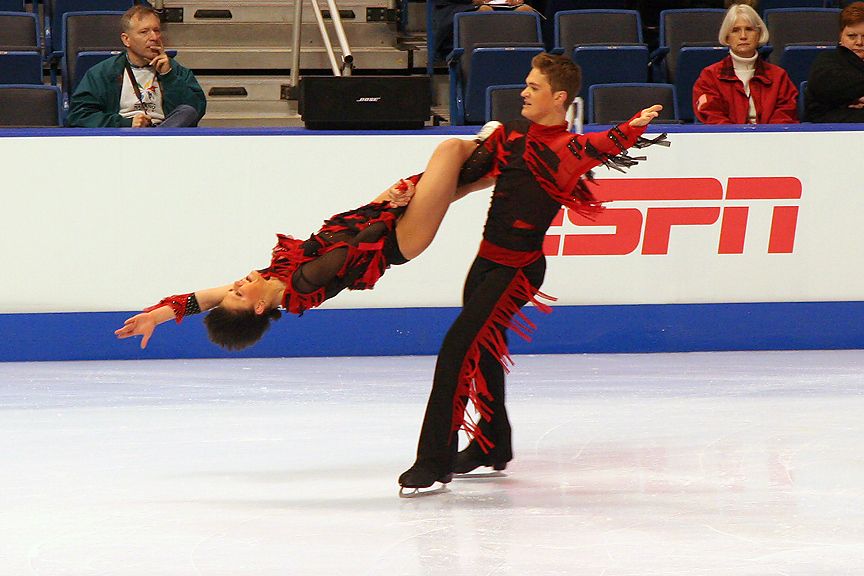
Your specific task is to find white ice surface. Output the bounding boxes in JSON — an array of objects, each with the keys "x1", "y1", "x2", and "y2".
[{"x1": 1, "y1": 351, "x2": 862, "y2": 576}]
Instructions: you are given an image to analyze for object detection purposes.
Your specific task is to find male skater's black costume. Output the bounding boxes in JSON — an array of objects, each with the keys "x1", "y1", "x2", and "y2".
[{"x1": 400, "y1": 117, "x2": 667, "y2": 488}]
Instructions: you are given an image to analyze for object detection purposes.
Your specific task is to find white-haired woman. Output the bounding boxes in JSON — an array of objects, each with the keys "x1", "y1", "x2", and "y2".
[{"x1": 692, "y1": 3, "x2": 798, "y2": 124}]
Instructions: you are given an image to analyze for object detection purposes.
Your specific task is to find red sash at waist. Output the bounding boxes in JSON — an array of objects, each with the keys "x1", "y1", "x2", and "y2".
[{"x1": 478, "y1": 239, "x2": 542, "y2": 268}]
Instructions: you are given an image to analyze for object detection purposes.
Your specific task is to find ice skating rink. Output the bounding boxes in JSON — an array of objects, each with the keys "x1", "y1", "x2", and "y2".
[{"x1": 1, "y1": 350, "x2": 862, "y2": 575}]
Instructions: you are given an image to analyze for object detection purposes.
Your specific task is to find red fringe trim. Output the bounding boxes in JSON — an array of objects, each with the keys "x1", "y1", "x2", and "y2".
[
  {"x1": 451, "y1": 269, "x2": 556, "y2": 453},
  {"x1": 267, "y1": 202, "x2": 400, "y2": 315}
]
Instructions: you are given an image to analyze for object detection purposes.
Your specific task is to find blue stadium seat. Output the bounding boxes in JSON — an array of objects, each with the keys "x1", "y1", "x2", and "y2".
[
  {"x1": 61, "y1": 11, "x2": 125, "y2": 97},
  {"x1": 0, "y1": 51, "x2": 42, "y2": 84},
  {"x1": 425, "y1": 0, "x2": 435, "y2": 75},
  {"x1": 485, "y1": 84, "x2": 524, "y2": 123},
  {"x1": 69, "y1": 50, "x2": 121, "y2": 94},
  {"x1": 763, "y1": 8, "x2": 841, "y2": 64},
  {"x1": 589, "y1": 83, "x2": 678, "y2": 125},
  {"x1": 0, "y1": 10, "x2": 39, "y2": 49},
  {"x1": 46, "y1": 0, "x2": 133, "y2": 64},
  {"x1": 780, "y1": 44, "x2": 834, "y2": 89},
  {"x1": 651, "y1": 9, "x2": 726, "y2": 83},
  {"x1": 0, "y1": 0, "x2": 25, "y2": 11},
  {"x1": 456, "y1": 46, "x2": 543, "y2": 125},
  {"x1": 545, "y1": 0, "x2": 627, "y2": 9},
  {"x1": 0, "y1": 84, "x2": 63, "y2": 126},
  {"x1": 552, "y1": 10, "x2": 647, "y2": 100},
  {"x1": 798, "y1": 80, "x2": 808, "y2": 122},
  {"x1": 544, "y1": 3, "x2": 633, "y2": 49},
  {"x1": 675, "y1": 45, "x2": 728, "y2": 123},
  {"x1": 757, "y1": 0, "x2": 832, "y2": 15},
  {"x1": 448, "y1": 11, "x2": 544, "y2": 125},
  {"x1": 544, "y1": 0, "x2": 629, "y2": 27},
  {"x1": 553, "y1": 9, "x2": 643, "y2": 51},
  {"x1": 0, "y1": 11, "x2": 41, "y2": 84},
  {"x1": 571, "y1": 45, "x2": 649, "y2": 101}
]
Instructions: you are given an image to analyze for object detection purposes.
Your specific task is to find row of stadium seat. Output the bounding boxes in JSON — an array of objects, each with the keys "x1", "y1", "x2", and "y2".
[
  {"x1": 0, "y1": 2, "x2": 141, "y2": 91},
  {"x1": 0, "y1": 3, "x2": 846, "y2": 127},
  {"x1": 445, "y1": 8, "x2": 840, "y2": 124},
  {"x1": 0, "y1": 76, "x2": 820, "y2": 127},
  {"x1": 486, "y1": 79, "x2": 813, "y2": 124}
]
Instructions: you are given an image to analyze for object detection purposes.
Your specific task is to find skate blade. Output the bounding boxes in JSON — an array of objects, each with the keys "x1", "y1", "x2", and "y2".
[
  {"x1": 453, "y1": 470, "x2": 508, "y2": 479},
  {"x1": 398, "y1": 483, "x2": 451, "y2": 498}
]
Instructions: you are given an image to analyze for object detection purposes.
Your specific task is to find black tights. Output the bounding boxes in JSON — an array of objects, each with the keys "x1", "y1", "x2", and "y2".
[
  {"x1": 292, "y1": 222, "x2": 389, "y2": 294},
  {"x1": 412, "y1": 255, "x2": 546, "y2": 475}
]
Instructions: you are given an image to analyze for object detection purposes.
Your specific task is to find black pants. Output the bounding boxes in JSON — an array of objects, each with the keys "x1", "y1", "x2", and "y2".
[{"x1": 412, "y1": 254, "x2": 546, "y2": 475}]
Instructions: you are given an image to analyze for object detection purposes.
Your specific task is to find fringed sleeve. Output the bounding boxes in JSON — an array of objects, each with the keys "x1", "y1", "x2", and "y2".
[{"x1": 554, "y1": 119, "x2": 670, "y2": 216}]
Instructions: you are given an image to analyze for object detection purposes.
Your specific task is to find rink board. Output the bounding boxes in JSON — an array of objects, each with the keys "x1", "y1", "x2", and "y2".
[
  {"x1": 1, "y1": 301, "x2": 863, "y2": 361},
  {"x1": 1, "y1": 125, "x2": 862, "y2": 360}
]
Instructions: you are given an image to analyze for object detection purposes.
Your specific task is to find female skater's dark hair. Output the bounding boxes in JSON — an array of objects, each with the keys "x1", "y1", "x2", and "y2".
[{"x1": 203, "y1": 307, "x2": 281, "y2": 351}]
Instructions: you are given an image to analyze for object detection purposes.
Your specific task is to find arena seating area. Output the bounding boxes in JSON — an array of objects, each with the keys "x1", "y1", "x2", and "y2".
[{"x1": 0, "y1": 0, "x2": 855, "y2": 127}]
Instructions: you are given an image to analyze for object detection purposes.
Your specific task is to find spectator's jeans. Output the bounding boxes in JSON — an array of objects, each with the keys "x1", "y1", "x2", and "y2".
[{"x1": 156, "y1": 104, "x2": 201, "y2": 127}]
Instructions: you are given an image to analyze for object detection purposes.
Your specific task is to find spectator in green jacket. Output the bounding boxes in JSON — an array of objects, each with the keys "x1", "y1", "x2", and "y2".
[{"x1": 68, "y1": 5, "x2": 206, "y2": 128}]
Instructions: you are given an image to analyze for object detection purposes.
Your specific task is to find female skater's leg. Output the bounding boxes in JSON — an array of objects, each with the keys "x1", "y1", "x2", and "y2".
[{"x1": 395, "y1": 138, "x2": 478, "y2": 260}]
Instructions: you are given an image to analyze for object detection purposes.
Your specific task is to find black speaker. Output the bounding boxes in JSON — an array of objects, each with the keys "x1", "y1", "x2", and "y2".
[{"x1": 299, "y1": 76, "x2": 432, "y2": 130}]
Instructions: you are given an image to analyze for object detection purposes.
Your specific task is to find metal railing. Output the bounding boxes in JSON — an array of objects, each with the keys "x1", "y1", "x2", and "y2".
[
  {"x1": 567, "y1": 96, "x2": 584, "y2": 134},
  {"x1": 290, "y1": 0, "x2": 354, "y2": 91}
]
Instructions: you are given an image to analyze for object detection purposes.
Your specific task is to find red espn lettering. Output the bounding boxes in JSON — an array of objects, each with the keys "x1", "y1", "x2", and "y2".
[{"x1": 544, "y1": 177, "x2": 801, "y2": 256}]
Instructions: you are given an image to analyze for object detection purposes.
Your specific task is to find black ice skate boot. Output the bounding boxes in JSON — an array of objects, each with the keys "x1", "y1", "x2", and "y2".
[
  {"x1": 453, "y1": 442, "x2": 509, "y2": 477},
  {"x1": 398, "y1": 464, "x2": 453, "y2": 498}
]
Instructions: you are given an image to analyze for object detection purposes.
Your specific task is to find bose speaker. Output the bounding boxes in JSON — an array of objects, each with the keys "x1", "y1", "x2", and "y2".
[{"x1": 299, "y1": 76, "x2": 431, "y2": 130}]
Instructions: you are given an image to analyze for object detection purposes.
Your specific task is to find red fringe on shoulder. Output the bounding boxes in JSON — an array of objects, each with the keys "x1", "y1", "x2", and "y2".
[{"x1": 451, "y1": 269, "x2": 556, "y2": 452}]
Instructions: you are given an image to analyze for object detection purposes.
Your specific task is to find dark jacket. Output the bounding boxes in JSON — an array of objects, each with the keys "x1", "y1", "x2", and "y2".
[
  {"x1": 692, "y1": 54, "x2": 798, "y2": 124},
  {"x1": 67, "y1": 52, "x2": 206, "y2": 128},
  {"x1": 805, "y1": 46, "x2": 864, "y2": 123}
]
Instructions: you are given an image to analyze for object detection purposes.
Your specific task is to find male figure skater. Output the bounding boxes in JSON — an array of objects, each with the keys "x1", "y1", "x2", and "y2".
[{"x1": 399, "y1": 53, "x2": 667, "y2": 495}]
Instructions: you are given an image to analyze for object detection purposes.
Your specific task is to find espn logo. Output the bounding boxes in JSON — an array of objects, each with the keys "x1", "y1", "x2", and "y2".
[{"x1": 545, "y1": 177, "x2": 801, "y2": 256}]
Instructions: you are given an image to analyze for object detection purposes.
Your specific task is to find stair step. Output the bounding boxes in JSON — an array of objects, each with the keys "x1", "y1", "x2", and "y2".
[
  {"x1": 173, "y1": 45, "x2": 423, "y2": 70},
  {"x1": 200, "y1": 110, "x2": 303, "y2": 128},
  {"x1": 164, "y1": 0, "x2": 397, "y2": 24},
  {"x1": 197, "y1": 75, "x2": 290, "y2": 100},
  {"x1": 163, "y1": 21, "x2": 397, "y2": 47}
]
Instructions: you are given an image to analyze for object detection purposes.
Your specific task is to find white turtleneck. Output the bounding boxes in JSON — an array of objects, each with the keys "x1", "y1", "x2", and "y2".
[{"x1": 730, "y1": 51, "x2": 758, "y2": 123}]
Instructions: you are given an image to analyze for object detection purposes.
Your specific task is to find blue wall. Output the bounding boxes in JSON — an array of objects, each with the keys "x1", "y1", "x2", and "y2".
[{"x1": 2, "y1": 301, "x2": 862, "y2": 362}]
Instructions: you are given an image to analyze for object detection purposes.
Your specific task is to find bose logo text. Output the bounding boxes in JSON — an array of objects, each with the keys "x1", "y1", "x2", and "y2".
[
  {"x1": 544, "y1": 177, "x2": 801, "y2": 256},
  {"x1": 356, "y1": 97, "x2": 382, "y2": 102}
]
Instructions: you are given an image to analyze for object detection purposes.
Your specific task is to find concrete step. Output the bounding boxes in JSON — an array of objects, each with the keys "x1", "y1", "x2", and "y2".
[
  {"x1": 163, "y1": 0, "x2": 400, "y2": 24},
  {"x1": 173, "y1": 45, "x2": 423, "y2": 70},
  {"x1": 200, "y1": 110, "x2": 302, "y2": 127},
  {"x1": 159, "y1": 1, "x2": 428, "y2": 70},
  {"x1": 195, "y1": 71, "x2": 450, "y2": 128},
  {"x1": 198, "y1": 74, "x2": 288, "y2": 98},
  {"x1": 163, "y1": 21, "x2": 398, "y2": 47},
  {"x1": 197, "y1": 75, "x2": 299, "y2": 127},
  {"x1": 162, "y1": 20, "x2": 426, "y2": 70}
]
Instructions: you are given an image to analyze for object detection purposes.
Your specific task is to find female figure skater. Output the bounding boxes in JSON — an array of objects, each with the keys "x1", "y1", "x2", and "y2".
[{"x1": 115, "y1": 135, "x2": 494, "y2": 351}]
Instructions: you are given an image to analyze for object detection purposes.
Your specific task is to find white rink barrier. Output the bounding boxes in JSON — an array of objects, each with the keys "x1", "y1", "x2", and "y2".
[{"x1": 0, "y1": 125, "x2": 862, "y2": 360}]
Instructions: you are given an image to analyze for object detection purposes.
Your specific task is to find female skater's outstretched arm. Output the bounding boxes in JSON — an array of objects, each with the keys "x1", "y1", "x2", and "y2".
[{"x1": 114, "y1": 284, "x2": 233, "y2": 348}]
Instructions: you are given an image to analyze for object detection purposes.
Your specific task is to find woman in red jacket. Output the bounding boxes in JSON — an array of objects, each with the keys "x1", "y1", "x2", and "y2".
[{"x1": 692, "y1": 3, "x2": 798, "y2": 124}]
